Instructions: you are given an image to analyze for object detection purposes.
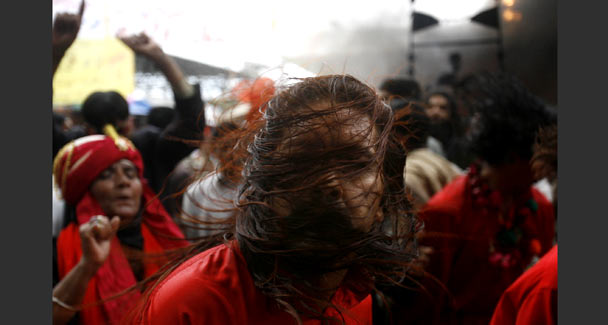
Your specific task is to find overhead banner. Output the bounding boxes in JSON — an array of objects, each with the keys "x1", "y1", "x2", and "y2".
[{"x1": 53, "y1": 38, "x2": 135, "y2": 106}]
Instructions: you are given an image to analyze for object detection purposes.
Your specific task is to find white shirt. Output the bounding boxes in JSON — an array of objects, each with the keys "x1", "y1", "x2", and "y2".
[{"x1": 181, "y1": 172, "x2": 236, "y2": 239}]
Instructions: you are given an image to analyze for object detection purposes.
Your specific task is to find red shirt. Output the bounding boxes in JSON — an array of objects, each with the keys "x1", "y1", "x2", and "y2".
[
  {"x1": 417, "y1": 175, "x2": 555, "y2": 324},
  {"x1": 490, "y1": 245, "x2": 557, "y2": 325},
  {"x1": 140, "y1": 241, "x2": 372, "y2": 324}
]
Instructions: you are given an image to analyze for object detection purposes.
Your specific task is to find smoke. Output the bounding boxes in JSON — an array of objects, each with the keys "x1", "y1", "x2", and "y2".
[{"x1": 283, "y1": 0, "x2": 557, "y2": 104}]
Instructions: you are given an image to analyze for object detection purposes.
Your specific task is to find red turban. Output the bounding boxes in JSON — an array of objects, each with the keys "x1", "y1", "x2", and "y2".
[
  {"x1": 54, "y1": 128, "x2": 189, "y2": 324},
  {"x1": 53, "y1": 132, "x2": 143, "y2": 206}
]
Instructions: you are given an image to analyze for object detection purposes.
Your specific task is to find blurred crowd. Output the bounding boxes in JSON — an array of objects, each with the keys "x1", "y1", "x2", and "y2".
[{"x1": 51, "y1": 2, "x2": 558, "y2": 324}]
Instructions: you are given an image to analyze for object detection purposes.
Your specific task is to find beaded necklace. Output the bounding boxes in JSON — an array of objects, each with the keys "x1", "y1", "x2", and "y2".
[{"x1": 468, "y1": 163, "x2": 542, "y2": 269}]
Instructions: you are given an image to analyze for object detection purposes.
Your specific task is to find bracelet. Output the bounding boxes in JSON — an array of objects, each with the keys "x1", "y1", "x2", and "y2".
[{"x1": 52, "y1": 296, "x2": 79, "y2": 312}]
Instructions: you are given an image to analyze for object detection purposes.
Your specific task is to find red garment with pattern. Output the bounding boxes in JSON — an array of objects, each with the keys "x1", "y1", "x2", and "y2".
[{"x1": 417, "y1": 174, "x2": 555, "y2": 324}]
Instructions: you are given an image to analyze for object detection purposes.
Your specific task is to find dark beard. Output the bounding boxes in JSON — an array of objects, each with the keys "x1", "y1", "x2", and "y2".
[{"x1": 428, "y1": 120, "x2": 453, "y2": 146}]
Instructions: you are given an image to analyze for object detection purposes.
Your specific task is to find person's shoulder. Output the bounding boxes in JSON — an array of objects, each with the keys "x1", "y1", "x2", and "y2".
[
  {"x1": 157, "y1": 242, "x2": 242, "y2": 289},
  {"x1": 184, "y1": 173, "x2": 217, "y2": 205},
  {"x1": 431, "y1": 173, "x2": 467, "y2": 199},
  {"x1": 503, "y1": 246, "x2": 558, "y2": 301},
  {"x1": 525, "y1": 245, "x2": 557, "y2": 290},
  {"x1": 143, "y1": 243, "x2": 246, "y2": 323},
  {"x1": 410, "y1": 148, "x2": 463, "y2": 176},
  {"x1": 406, "y1": 148, "x2": 437, "y2": 171},
  {"x1": 65, "y1": 126, "x2": 87, "y2": 141},
  {"x1": 531, "y1": 186, "x2": 552, "y2": 208},
  {"x1": 495, "y1": 247, "x2": 557, "y2": 325},
  {"x1": 423, "y1": 174, "x2": 468, "y2": 212}
]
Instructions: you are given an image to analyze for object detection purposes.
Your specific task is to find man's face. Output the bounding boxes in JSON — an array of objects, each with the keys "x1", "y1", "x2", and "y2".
[{"x1": 426, "y1": 94, "x2": 451, "y2": 123}]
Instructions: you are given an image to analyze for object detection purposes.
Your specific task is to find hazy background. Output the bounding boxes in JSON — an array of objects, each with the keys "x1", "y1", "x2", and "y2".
[{"x1": 52, "y1": 0, "x2": 556, "y2": 105}]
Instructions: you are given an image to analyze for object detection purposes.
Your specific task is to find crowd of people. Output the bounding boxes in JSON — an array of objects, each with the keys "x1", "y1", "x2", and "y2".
[{"x1": 51, "y1": 2, "x2": 558, "y2": 324}]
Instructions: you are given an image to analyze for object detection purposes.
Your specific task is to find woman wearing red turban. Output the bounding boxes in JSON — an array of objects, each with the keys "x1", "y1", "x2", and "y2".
[{"x1": 52, "y1": 125, "x2": 189, "y2": 325}]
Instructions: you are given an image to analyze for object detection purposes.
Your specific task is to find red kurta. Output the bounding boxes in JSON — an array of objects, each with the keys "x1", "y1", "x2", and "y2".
[
  {"x1": 139, "y1": 241, "x2": 372, "y2": 324},
  {"x1": 417, "y1": 174, "x2": 555, "y2": 324},
  {"x1": 490, "y1": 245, "x2": 557, "y2": 325}
]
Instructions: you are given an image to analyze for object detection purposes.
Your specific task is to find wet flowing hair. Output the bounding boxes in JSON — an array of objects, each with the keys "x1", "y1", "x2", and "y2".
[
  {"x1": 379, "y1": 78, "x2": 422, "y2": 101},
  {"x1": 135, "y1": 75, "x2": 418, "y2": 323},
  {"x1": 531, "y1": 125, "x2": 557, "y2": 182},
  {"x1": 468, "y1": 72, "x2": 557, "y2": 166},
  {"x1": 531, "y1": 124, "x2": 558, "y2": 218}
]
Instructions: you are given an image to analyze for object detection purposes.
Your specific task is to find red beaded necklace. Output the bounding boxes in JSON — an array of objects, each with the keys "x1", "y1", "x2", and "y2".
[{"x1": 467, "y1": 163, "x2": 542, "y2": 269}]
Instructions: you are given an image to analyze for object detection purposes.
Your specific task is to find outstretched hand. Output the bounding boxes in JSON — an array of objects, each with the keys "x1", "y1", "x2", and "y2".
[
  {"x1": 52, "y1": 0, "x2": 85, "y2": 55},
  {"x1": 118, "y1": 32, "x2": 165, "y2": 62},
  {"x1": 118, "y1": 31, "x2": 191, "y2": 97},
  {"x1": 78, "y1": 215, "x2": 121, "y2": 273}
]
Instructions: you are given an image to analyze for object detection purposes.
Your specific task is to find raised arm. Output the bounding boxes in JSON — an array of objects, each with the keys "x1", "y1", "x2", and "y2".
[
  {"x1": 118, "y1": 32, "x2": 205, "y2": 195},
  {"x1": 118, "y1": 32, "x2": 194, "y2": 98},
  {"x1": 52, "y1": 215, "x2": 120, "y2": 325},
  {"x1": 52, "y1": 0, "x2": 85, "y2": 77}
]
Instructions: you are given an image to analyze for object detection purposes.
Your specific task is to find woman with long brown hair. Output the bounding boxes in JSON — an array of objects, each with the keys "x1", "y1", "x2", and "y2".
[{"x1": 132, "y1": 74, "x2": 418, "y2": 324}]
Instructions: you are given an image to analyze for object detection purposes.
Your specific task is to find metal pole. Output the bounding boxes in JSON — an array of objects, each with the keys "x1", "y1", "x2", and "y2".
[
  {"x1": 408, "y1": 0, "x2": 416, "y2": 77},
  {"x1": 496, "y1": 0, "x2": 506, "y2": 72}
]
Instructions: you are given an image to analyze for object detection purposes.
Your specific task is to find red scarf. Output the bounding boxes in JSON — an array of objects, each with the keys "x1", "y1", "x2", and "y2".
[{"x1": 57, "y1": 186, "x2": 189, "y2": 324}]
